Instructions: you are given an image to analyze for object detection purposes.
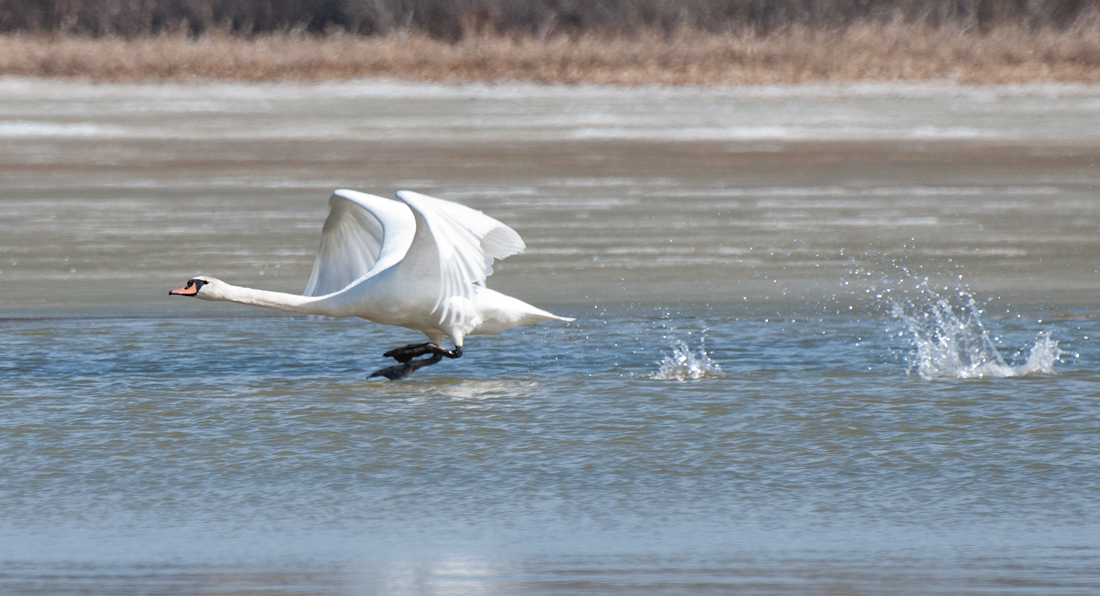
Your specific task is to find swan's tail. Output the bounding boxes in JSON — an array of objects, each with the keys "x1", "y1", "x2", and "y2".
[
  {"x1": 528, "y1": 306, "x2": 576, "y2": 323},
  {"x1": 470, "y1": 288, "x2": 574, "y2": 334}
]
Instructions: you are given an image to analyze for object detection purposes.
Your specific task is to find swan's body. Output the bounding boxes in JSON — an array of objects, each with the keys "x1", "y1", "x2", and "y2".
[{"x1": 171, "y1": 189, "x2": 572, "y2": 378}]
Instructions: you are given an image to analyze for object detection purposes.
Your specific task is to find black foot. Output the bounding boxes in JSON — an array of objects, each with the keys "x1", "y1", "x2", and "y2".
[
  {"x1": 383, "y1": 342, "x2": 463, "y2": 363},
  {"x1": 369, "y1": 354, "x2": 443, "y2": 380},
  {"x1": 369, "y1": 343, "x2": 464, "y2": 380}
]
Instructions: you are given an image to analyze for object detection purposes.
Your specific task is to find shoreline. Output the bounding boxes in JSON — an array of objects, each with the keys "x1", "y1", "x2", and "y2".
[
  {"x1": 2, "y1": 25, "x2": 1100, "y2": 85},
  {"x1": 6, "y1": 75, "x2": 1100, "y2": 94}
]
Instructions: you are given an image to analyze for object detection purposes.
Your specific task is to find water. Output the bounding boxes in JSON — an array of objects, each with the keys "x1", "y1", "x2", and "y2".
[
  {"x1": 2, "y1": 79, "x2": 1100, "y2": 594},
  {"x1": 653, "y1": 338, "x2": 725, "y2": 380},
  {"x1": 878, "y1": 263, "x2": 1066, "y2": 379}
]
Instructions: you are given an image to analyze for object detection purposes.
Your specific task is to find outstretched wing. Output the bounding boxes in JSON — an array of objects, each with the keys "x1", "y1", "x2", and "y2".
[
  {"x1": 303, "y1": 189, "x2": 416, "y2": 297},
  {"x1": 395, "y1": 190, "x2": 525, "y2": 326}
]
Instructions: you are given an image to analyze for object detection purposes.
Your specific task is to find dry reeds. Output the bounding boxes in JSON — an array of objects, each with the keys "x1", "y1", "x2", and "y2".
[
  {"x1": 4, "y1": 0, "x2": 1100, "y2": 37},
  {"x1": 2, "y1": 23, "x2": 1099, "y2": 84},
  {"x1": 3, "y1": 0, "x2": 1099, "y2": 84}
]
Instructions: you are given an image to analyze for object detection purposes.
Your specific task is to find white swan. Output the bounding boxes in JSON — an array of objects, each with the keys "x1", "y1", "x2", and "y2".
[{"x1": 170, "y1": 189, "x2": 573, "y2": 379}]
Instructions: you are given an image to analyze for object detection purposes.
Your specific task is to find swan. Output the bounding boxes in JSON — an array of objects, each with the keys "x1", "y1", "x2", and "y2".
[{"x1": 170, "y1": 189, "x2": 573, "y2": 379}]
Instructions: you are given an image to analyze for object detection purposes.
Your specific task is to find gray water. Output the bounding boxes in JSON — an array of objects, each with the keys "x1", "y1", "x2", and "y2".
[{"x1": 2, "y1": 79, "x2": 1100, "y2": 594}]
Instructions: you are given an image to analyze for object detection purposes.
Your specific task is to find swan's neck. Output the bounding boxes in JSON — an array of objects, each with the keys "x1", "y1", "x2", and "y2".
[{"x1": 213, "y1": 283, "x2": 337, "y2": 316}]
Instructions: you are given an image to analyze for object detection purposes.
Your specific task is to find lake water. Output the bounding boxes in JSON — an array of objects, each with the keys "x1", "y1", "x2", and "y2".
[{"x1": 2, "y1": 79, "x2": 1100, "y2": 594}]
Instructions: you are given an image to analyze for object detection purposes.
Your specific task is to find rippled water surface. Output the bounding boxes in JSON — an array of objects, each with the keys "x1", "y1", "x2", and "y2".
[{"x1": 2, "y1": 79, "x2": 1100, "y2": 594}]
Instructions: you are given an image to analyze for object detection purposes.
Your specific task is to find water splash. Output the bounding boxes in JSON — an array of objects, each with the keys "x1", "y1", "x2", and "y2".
[
  {"x1": 653, "y1": 339, "x2": 724, "y2": 381},
  {"x1": 885, "y1": 272, "x2": 1061, "y2": 379}
]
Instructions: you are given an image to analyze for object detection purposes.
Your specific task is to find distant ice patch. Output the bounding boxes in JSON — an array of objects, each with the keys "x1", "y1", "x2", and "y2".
[{"x1": 0, "y1": 121, "x2": 126, "y2": 138}]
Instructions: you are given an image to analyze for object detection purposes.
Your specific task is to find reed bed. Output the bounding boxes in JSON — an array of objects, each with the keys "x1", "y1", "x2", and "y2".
[{"x1": 2, "y1": 24, "x2": 1099, "y2": 84}]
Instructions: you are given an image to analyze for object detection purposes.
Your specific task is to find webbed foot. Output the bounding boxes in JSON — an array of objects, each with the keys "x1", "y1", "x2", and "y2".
[
  {"x1": 369, "y1": 354, "x2": 444, "y2": 380},
  {"x1": 383, "y1": 343, "x2": 463, "y2": 362},
  {"x1": 383, "y1": 342, "x2": 434, "y2": 363},
  {"x1": 369, "y1": 343, "x2": 463, "y2": 380}
]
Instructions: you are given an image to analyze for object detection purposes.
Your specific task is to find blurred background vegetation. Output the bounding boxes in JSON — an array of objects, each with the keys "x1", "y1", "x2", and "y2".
[{"x1": 2, "y1": 0, "x2": 1098, "y2": 38}]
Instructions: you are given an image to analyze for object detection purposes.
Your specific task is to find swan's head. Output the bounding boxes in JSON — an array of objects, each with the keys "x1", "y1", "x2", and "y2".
[{"x1": 169, "y1": 276, "x2": 228, "y2": 300}]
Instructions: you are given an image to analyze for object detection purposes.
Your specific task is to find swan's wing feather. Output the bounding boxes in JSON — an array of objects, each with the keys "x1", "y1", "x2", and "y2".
[
  {"x1": 303, "y1": 190, "x2": 416, "y2": 297},
  {"x1": 395, "y1": 190, "x2": 525, "y2": 325}
]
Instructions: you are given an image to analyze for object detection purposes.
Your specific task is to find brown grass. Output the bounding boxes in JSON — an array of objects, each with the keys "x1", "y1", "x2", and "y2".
[{"x1": 2, "y1": 24, "x2": 1100, "y2": 84}]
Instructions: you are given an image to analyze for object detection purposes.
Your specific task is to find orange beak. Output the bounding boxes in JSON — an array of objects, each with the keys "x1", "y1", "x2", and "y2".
[{"x1": 169, "y1": 284, "x2": 198, "y2": 296}]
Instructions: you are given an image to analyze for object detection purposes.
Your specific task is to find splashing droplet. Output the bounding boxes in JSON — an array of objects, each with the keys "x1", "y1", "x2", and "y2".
[
  {"x1": 889, "y1": 276, "x2": 1060, "y2": 379},
  {"x1": 653, "y1": 340, "x2": 724, "y2": 381}
]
